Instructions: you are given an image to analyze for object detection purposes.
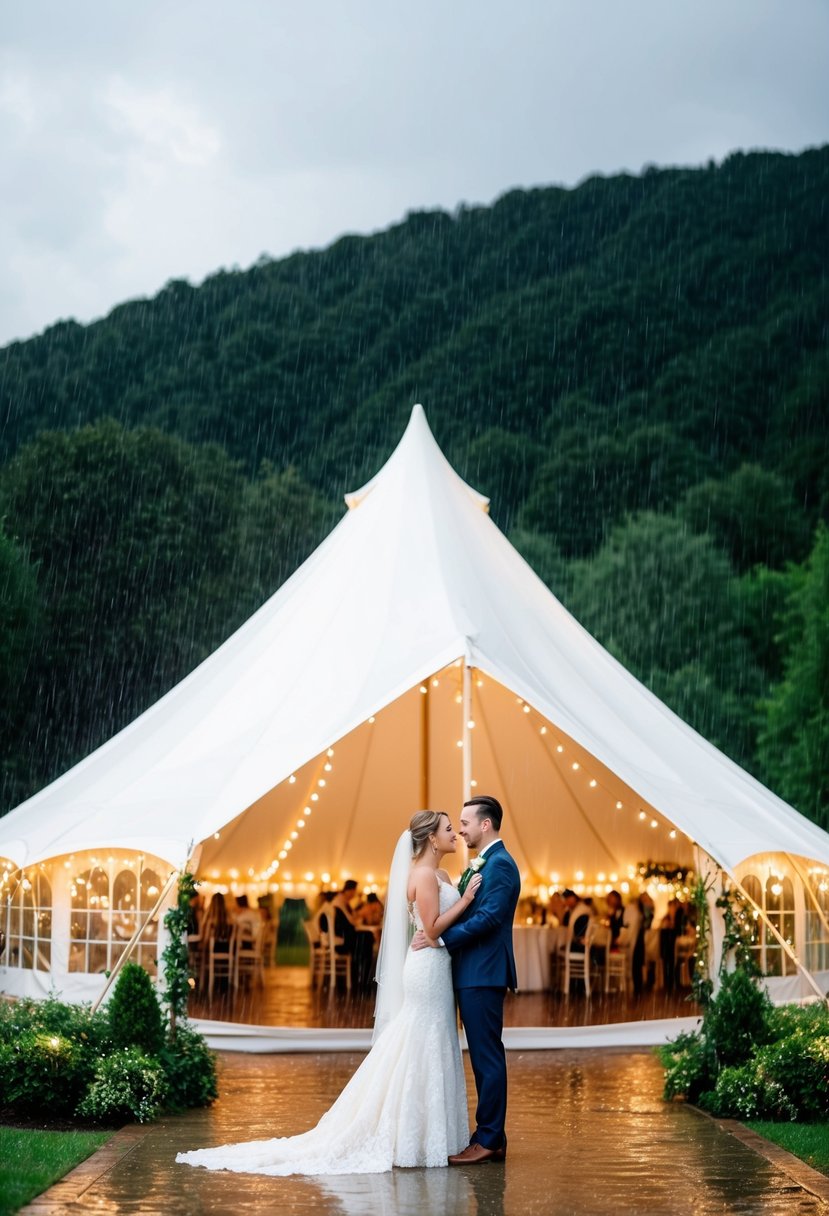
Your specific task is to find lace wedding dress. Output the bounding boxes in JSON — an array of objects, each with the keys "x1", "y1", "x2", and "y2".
[{"x1": 176, "y1": 877, "x2": 468, "y2": 1175}]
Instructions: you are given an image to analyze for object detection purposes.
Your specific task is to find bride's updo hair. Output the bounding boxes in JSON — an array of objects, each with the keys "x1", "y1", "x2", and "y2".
[{"x1": 409, "y1": 810, "x2": 446, "y2": 859}]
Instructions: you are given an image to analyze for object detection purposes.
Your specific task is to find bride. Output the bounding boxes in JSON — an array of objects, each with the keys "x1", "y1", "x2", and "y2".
[{"x1": 176, "y1": 810, "x2": 481, "y2": 1175}]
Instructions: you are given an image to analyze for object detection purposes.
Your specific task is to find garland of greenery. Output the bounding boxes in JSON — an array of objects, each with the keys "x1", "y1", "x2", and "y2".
[
  {"x1": 162, "y1": 869, "x2": 199, "y2": 1040},
  {"x1": 689, "y1": 874, "x2": 714, "y2": 1007},
  {"x1": 715, "y1": 885, "x2": 763, "y2": 979},
  {"x1": 636, "y1": 861, "x2": 693, "y2": 885}
]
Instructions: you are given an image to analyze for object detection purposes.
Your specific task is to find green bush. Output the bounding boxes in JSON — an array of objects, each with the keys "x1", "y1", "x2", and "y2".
[
  {"x1": 699, "y1": 1063, "x2": 763, "y2": 1120},
  {"x1": 77, "y1": 1047, "x2": 168, "y2": 1124},
  {"x1": 703, "y1": 968, "x2": 772, "y2": 1067},
  {"x1": 657, "y1": 1030, "x2": 716, "y2": 1102},
  {"x1": 766, "y1": 1002, "x2": 829, "y2": 1043},
  {"x1": 107, "y1": 963, "x2": 164, "y2": 1056},
  {"x1": 159, "y1": 1024, "x2": 218, "y2": 1110},
  {"x1": 0, "y1": 1029, "x2": 93, "y2": 1118},
  {"x1": 753, "y1": 1033, "x2": 829, "y2": 1121}
]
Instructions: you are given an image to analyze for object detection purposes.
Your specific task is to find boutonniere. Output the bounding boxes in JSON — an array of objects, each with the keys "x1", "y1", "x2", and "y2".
[{"x1": 458, "y1": 854, "x2": 487, "y2": 895}]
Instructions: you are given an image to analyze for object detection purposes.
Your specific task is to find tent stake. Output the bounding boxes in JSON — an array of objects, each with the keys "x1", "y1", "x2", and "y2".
[{"x1": 90, "y1": 867, "x2": 179, "y2": 1013}]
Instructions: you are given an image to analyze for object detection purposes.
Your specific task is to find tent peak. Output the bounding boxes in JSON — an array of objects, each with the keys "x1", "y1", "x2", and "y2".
[{"x1": 344, "y1": 403, "x2": 490, "y2": 511}]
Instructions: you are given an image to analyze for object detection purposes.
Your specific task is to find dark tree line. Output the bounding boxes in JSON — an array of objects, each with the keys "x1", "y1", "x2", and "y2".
[{"x1": 0, "y1": 147, "x2": 827, "y2": 825}]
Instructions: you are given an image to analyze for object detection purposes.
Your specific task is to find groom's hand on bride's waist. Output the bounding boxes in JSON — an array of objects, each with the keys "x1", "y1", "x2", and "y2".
[{"x1": 410, "y1": 930, "x2": 439, "y2": 951}]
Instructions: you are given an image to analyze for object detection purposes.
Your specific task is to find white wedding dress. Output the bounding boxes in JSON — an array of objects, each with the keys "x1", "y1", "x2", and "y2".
[{"x1": 176, "y1": 877, "x2": 469, "y2": 1175}]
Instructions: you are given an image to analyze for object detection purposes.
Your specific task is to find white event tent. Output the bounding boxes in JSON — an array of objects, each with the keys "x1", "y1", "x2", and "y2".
[{"x1": 1, "y1": 404, "x2": 828, "y2": 1040}]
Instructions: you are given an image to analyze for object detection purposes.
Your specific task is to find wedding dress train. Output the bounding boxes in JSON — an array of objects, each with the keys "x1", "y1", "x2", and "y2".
[{"x1": 176, "y1": 878, "x2": 468, "y2": 1175}]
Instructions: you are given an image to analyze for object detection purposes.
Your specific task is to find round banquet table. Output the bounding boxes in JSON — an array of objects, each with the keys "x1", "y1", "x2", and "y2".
[{"x1": 512, "y1": 923, "x2": 564, "y2": 991}]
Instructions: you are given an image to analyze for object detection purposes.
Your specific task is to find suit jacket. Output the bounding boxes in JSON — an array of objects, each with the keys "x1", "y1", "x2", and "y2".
[{"x1": 441, "y1": 839, "x2": 520, "y2": 990}]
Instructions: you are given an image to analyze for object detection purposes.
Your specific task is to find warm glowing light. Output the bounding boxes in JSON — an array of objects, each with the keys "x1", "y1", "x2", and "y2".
[
  {"x1": 321, "y1": 872, "x2": 331, "y2": 883},
  {"x1": 368, "y1": 715, "x2": 375, "y2": 723},
  {"x1": 589, "y1": 779, "x2": 597, "y2": 788},
  {"x1": 304, "y1": 872, "x2": 314, "y2": 882},
  {"x1": 540, "y1": 726, "x2": 547, "y2": 735},
  {"x1": 467, "y1": 719, "x2": 476, "y2": 729},
  {"x1": 324, "y1": 762, "x2": 332, "y2": 771},
  {"x1": 456, "y1": 740, "x2": 463, "y2": 748},
  {"x1": 523, "y1": 705, "x2": 530, "y2": 714},
  {"x1": 279, "y1": 850, "x2": 288, "y2": 859},
  {"x1": 615, "y1": 801, "x2": 623, "y2": 810},
  {"x1": 557, "y1": 745, "x2": 564, "y2": 753},
  {"x1": 318, "y1": 778, "x2": 326, "y2": 787},
  {"x1": 288, "y1": 774, "x2": 296, "y2": 784},
  {"x1": 571, "y1": 762, "x2": 580, "y2": 771},
  {"x1": 597, "y1": 872, "x2": 606, "y2": 882},
  {"x1": 419, "y1": 685, "x2": 428, "y2": 694},
  {"x1": 311, "y1": 793, "x2": 319, "y2": 801},
  {"x1": 297, "y1": 819, "x2": 306, "y2": 829},
  {"x1": 290, "y1": 831, "x2": 298, "y2": 841},
  {"x1": 470, "y1": 779, "x2": 478, "y2": 788},
  {"x1": 638, "y1": 811, "x2": 647, "y2": 821},
  {"x1": 575, "y1": 870, "x2": 584, "y2": 881},
  {"x1": 669, "y1": 829, "x2": 677, "y2": 840},
  {"x1": 432, "y1": 678, "x2": 439, "y2": 687},
  {"x1": 214, "y1": 832, "x2": 220, "y2": 840},
  {"x1": 650, "y1": 819, "x2": 658, "y2": 829}
]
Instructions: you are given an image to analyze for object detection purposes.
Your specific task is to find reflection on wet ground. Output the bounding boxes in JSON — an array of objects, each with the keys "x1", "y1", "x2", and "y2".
[
  {"x1": 22, "y1": 1050, "x2": 826, "y2": 1215},
  {"x1": 188, "y1": 965, "x2": 700, "y2": 1029}
]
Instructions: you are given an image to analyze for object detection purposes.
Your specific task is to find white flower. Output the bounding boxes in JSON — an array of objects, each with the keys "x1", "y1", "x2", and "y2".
[{"x1": 469, "y1": 856, "x2": 487, "y2": 873}]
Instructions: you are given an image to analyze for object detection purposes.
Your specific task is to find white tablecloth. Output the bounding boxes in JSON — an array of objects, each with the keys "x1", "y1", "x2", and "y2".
[{"x1": 512, "y1": 924, "x2": 563, "y2": 991}]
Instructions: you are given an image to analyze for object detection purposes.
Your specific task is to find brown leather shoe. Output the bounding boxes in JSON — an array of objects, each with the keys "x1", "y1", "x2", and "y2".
[{"x1": 448, "y1": 1141, "x2": 505, "y2": 1166}]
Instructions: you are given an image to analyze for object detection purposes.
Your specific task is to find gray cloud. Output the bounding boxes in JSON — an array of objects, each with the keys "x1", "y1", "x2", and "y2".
[{"x1": 1, "y1": 0, "x2": 827, "y2": 345}]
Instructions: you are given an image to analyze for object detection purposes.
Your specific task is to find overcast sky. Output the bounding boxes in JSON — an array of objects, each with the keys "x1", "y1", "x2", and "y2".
[{"x1": 1, "y1": 1, "x2": 827, "y2": 347}]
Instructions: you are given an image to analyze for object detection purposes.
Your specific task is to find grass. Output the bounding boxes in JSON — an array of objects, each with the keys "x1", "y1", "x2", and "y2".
[
  {"x1": 0, "y1": 1126, "x2": 112, "y2": 1216},
  {"x1": 748, "y1": 1122, "x2": 829, "y2": 1176}
]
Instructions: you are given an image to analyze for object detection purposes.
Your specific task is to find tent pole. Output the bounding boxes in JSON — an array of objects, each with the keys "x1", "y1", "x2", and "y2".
[
  {"x1": 420, "y1": 679, "x2": 430, "y2": 809},
  {"x1": 785, "y1": 852, "x2": 829, "y2": 940},
  {"x1": 727, "y1": 872, "x2": 828, "y2": 1006},
  {"x1": 462, "y1": 659, "x2": 473, "y2": 804},
  {"x1": 90, "y1": 866, "x2": 179, "y2": 1013}
]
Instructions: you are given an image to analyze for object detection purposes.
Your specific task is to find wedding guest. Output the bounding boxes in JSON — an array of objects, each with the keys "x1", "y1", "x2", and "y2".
[
  {"x1": 660, "y1": 897, "x2": 686, "y2": 992},
  {"x1": 624, "y1": 891, "x2": 654, "y2": 995}
]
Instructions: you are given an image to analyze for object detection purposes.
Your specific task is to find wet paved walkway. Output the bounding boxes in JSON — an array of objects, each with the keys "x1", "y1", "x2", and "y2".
[{"x1": 22, "y1": 1050, "x2": 829, "y2": 1216}]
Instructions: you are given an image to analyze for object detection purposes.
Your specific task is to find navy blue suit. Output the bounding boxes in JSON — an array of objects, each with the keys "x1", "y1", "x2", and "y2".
[{"x1": 441, "y1": 839, "x2": 520, "y2": 1150}]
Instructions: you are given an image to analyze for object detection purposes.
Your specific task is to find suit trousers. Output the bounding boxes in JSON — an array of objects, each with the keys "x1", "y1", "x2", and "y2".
[{"x1": 457, "y1": 986, "x2": 508, "y2": 1150}]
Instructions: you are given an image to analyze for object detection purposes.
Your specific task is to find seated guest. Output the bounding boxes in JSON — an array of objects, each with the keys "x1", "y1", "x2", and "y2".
[
  {"x1": 562, "y1": 889, "x2": 592, "y2": 953},
  {"x1": 322, "y1": 881, "x2": 374, "y2": 990},
  {"x1": 356, "y1": 892, "x2": 384, "y2": 927},
  {"x1": 605, "y1": 890, "x2": 625, "y2": 946},
  {"x1": 203, "y1": 892, "x2": 232, "y2": 952},
  {"x1": 234, "y1": 894, "x2": 262, "y2": 936}
]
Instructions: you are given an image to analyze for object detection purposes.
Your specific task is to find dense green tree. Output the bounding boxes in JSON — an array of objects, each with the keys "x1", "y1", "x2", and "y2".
[
  {"x1": 681, "y1": 464, "x2": 811, "y2": 572},
  {"x1": 563, "y1": 512, "x2": 764, "y2": 765},
  {"x1": 520, "y1": 425, "x2": 707, "y2": 557},
  {"x1": 758, "y1": 525, "x2": 829, "y2": 828},
  {"x1": 0, "y1": 422, "x2": 333, "y2": 809}
]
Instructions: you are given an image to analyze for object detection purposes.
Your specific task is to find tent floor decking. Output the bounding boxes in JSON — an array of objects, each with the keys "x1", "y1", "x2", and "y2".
[{"x1": 187, "y1": 965, "x2": 700, "y2": 1029}]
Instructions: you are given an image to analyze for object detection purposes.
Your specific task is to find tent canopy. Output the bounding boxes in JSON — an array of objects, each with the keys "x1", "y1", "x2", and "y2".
[{"x1": 2, "y1": 404, "x2": 828, "y2": 884}]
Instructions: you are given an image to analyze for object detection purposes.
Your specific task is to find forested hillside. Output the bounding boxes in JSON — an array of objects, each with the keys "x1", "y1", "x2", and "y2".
[{"x1": 1, "y1": 146, "x2": 827, "y2": 825}]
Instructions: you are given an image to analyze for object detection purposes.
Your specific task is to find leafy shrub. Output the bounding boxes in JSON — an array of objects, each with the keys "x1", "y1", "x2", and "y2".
[
  {"x1": 77, "y1": 1047, "x2": 168, "y2": 1124},
  {"x1": 657, "y1": 1030, "x2": 716, "y2": 1102},
  {"x1": 766, "y1": 1002, "x2": 829, "y2": 1043},
  {"x1": 699, "y1": 1063, "x2": 763, "y2": 1120},
  {"x1": 703, "y1": 968, "x2": 772, "y2": 1067},
  {"x1": 108, "y1": 963, "x2": 164, "y2": 1056},
  {"x1": 753, "y1": 1033, "x2": 829, "y2": 1121},
  {"x1": 159, "y1": 1024, "x2": 218, "y2": 1110},
  {"x1": 0, "y1": 1029, "x2": 93, "y2": 1117}
]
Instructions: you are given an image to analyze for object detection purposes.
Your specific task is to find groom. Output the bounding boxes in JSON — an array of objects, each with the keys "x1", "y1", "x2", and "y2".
[{"x1": 413, "y1": 795, "x2": 520, "y2": 1164}]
